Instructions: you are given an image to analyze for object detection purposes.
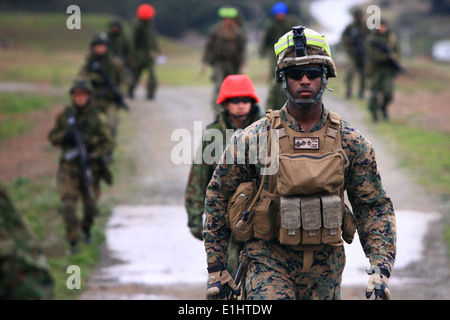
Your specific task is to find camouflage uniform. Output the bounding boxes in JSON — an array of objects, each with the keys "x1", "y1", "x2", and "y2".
[
  {"x1": 340, "y1": 11, "x2": 369, "y2": 99},
  {"x1": 366, "y1": 26, "x2": 400, "y2": 121},
  {"x1": 185, "y1": 105, "x2": 262, "y2": 278},
  {"x1": 79, "y1": 43, "x2": 126, "y2": 143},
  {"x1": 129, "y1": 18, "x2": 161, "y2": 99},
  {"x1": 48, "y1": 100, "x2": 113, "y2": 250},
  {"x1": 204, "y1": 105, "x2": 396, "y2": 299},
  {"x1": 0, "y1": 184, "x2": 54, "y2": 299},
  {"x1": 260, "y1": 15, "x2": 300, "y2": 110},
  {"x1": 107, "y1": 20, "x2": 133, "y2": 87},
  {"x1": 202, "y1": 20, "x2": 247, "y2": 115}
]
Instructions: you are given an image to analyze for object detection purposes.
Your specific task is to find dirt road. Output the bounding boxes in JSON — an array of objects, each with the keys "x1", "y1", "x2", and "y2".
[{"x1": 78, "y1": 85, "x2": 449, "y2": 300}]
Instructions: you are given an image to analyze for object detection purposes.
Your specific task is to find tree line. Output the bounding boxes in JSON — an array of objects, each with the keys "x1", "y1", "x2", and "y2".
[{"x1": 0, "y1": 0, "x2": 312, "y2": 38}]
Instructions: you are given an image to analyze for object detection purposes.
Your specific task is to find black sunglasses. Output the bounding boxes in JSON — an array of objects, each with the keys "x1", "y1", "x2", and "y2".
[
  {"x1": 285, "y1": 66, "x2": 323, "y2": 80},
  {"x1": 227, "y1": 97, "x2": 253, "y2": 104}
]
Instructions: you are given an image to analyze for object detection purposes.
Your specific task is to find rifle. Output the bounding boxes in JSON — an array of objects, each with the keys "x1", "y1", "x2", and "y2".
[
  {"x1": 65, "y1": 113, "x2": 96, "y2": 200},
  {"x1": 228, "y1": 245, "x2": 249, "y2": 300},
  {"x1": 371, "y1": 41, "x2": 409, "y2": 75},
  {"x1": 91, "y1": 60, "x2": 130, "y2": 111}
]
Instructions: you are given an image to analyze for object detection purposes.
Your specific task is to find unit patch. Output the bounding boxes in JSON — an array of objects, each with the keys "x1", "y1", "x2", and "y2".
[{"x1": 294, "y1": 137, "x2": 319, "y2": 150}]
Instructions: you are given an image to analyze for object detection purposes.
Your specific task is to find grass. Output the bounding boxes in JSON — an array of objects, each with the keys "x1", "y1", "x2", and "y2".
[{"x1": 0, "y1": 92, "x2": 65, "y2": 143}]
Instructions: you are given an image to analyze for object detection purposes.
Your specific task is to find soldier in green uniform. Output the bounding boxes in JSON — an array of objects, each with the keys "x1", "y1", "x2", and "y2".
[
  {"x1": 48, "y1": 78, "x2": 114, "y2": 254},
  {"x1": 107, "y1": 19, "x2": 133, "y2": 88},
  {"x1": 340, "y1": 8, "x2": 369, "y2": 99},
  {"x1": 259, "y1": 2, "x2": 300, "y2": 110},
  {"x1": 366, "y1": 19, "x2": 400, "y2": 121},
  {"x1": 203, "y1": 27, "x2": 396, "y2": 300},
  {"x1": 185, "y1": 74, "x2": 262, "y2": 281},
  {"x1": 0, "y1": 183, "x2": 54, "y2": 299},
  {"x1": 79, "y1": 33, "x2": 126, "y2": 151},
  {"x1": 201, "y1": 6, "x2": 247, "y2": 116},
  {"x1": 128, "y1": 3, "x2": 162, "y2": 100}
]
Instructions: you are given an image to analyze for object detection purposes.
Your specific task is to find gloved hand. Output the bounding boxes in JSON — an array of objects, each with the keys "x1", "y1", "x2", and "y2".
[
  {"x1": 366, "y1": 266, "x2": 391, "y2": 300},
  {"x1": 188, "y1": 215, "x2": 203, "y2": 240},
  {"x1": 206, "y1": 264, "x2": 240, "y2": 300},
  {"x1": 62, "y1": 130, "x2": 76, "y2": 147}
]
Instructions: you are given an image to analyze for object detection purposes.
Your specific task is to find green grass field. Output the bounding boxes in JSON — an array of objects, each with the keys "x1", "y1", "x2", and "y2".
[{"x1": 1, "y1": 12, "x2": 449, "y2": 299}]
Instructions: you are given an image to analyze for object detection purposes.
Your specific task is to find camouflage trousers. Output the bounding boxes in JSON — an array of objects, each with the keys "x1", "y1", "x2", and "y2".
[
  {"x1": 245, "y1": 240, "x2": 345, "y2": 300},
  {"x1": 58, "y1": 163, "x2": 101, "y2": 243},
  {"x1": 130, "y1": 56, "x2": 157, "y2": 98},
  {"x1": 345, "y1": 58, "x2": 366, "y2": 98},
  {"x1": 368, "y1": 68, "x2": 396, "y2": 120}
]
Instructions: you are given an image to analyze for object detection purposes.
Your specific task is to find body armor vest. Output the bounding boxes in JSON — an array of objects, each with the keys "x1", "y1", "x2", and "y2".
[{"x1": 227, "y1": 108, "x2": 350, "y2": 248}]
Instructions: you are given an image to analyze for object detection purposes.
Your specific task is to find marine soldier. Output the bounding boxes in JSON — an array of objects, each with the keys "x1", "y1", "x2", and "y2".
[
  {"x1": 185, "y1": 74, "x2": 262, "y2": 280},
  {"x1": 0, "y1": 183, "x2": 54, "y2": 299},
  {"x1": 79, "y1": 33, "x2": 126, "y2": 150},
  {"x1": 128, "y1": 3, "x2": 163, "y2": 100},
  {"x1": 366, "y1": 19, "x2": 400, "y2": 121},
  {"x1": 201, "y1": 6, "x2": 247, "y2": 116},
  {"x1": 203, "y1": 27, "x2": 396, "y2": 300},
  {"x1": 48, "y1": 78, "x2": 114, "y2": 254},
  {"x1": 259, "y1": 2, "x2": 300, "y2": 110},
  {"x1": 340, "y1": 8, "x2": 369, "y2": 99}
]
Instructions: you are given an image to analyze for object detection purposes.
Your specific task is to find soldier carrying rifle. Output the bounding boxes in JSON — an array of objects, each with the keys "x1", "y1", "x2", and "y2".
[{"x1": 48, "y1": 77, "x2": 114, "y2": 255}]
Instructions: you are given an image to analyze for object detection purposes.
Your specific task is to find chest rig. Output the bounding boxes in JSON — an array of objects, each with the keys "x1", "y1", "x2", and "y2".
[{"x1": 227, "y1": 108, "x2": 349, "y2": 259}]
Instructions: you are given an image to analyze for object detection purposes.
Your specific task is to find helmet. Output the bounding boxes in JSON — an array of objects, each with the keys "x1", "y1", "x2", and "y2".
[
  {"x1": 216, "y1": 75, "x2": 259, "y2": 104},
  {"x1": 271, "y1": 2, "x2": 289, "y2": 15},
  {"x1": 274, "y1": 26, "x2": 336, "y2": 108},
  {"x1": 217, "y1": 6, "x2": 239, "y2": 19},
  {"x1": 274, "y1": 26, "x2": 336, "y2": 80},
  {"x1": 137, "y1": 4, "x2": 156, "y2": 20},
  {"x1": 70, "y1": 77, "x2": 93, "y2": 94},
  {"x1": 90, "y1": 32, "x2": 108, "y2": 46}
]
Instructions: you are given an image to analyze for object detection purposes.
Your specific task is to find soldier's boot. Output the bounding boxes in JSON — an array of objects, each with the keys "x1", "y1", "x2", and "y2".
[{"x1": 381, "y1": 104, "x2": 389, "y2": 120}]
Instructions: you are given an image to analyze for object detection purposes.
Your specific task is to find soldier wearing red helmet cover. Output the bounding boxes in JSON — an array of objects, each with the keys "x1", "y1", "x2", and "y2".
[
  {"x1": 185, "y1": 75, "x2": 262, "y2": 290},
  {"x1": 129, "y1": 3, "x2": 163, "y2": 100}
]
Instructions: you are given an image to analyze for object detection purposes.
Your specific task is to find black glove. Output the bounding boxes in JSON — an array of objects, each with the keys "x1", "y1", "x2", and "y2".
[{"x1": 62, "y1": 130, "x2": 76, "y2": 147}]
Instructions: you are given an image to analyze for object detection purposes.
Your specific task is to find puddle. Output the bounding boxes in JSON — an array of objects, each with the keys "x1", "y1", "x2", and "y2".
[
  {"x1": 342, "y1": 209, "x2": 440, "y2": 286},
  {"x1": 103, "y1": 205, "x2": 208, "y2": 286},
  {"x1": 102, "y1": 205, "x2": 439, "y2": 289}
]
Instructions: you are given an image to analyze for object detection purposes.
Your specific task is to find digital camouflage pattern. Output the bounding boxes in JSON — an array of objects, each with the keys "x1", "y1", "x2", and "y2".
[
  {"x1": 0, "y1": 184, "x2": 54, "y2": 299},
  {"x1": 185, "y1": 105, "x2": 262, "y2": 278},
  {"x1": 48, "y1": 102, "x2": 113, "y2": 246},
  {"x1": 204, "y1": 105, "x2": 396, "y2": 299},
  {"x1": 129, "y1": 18, "x2": 161, "y2": 98}
]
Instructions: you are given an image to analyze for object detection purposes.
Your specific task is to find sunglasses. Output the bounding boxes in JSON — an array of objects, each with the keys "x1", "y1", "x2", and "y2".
[
  {"x1": 227, "y1": 97, "x2": 253, "y2": 104},
  {"x1": 285, "y1": 66, "x2": 323, "y2": 80}
]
